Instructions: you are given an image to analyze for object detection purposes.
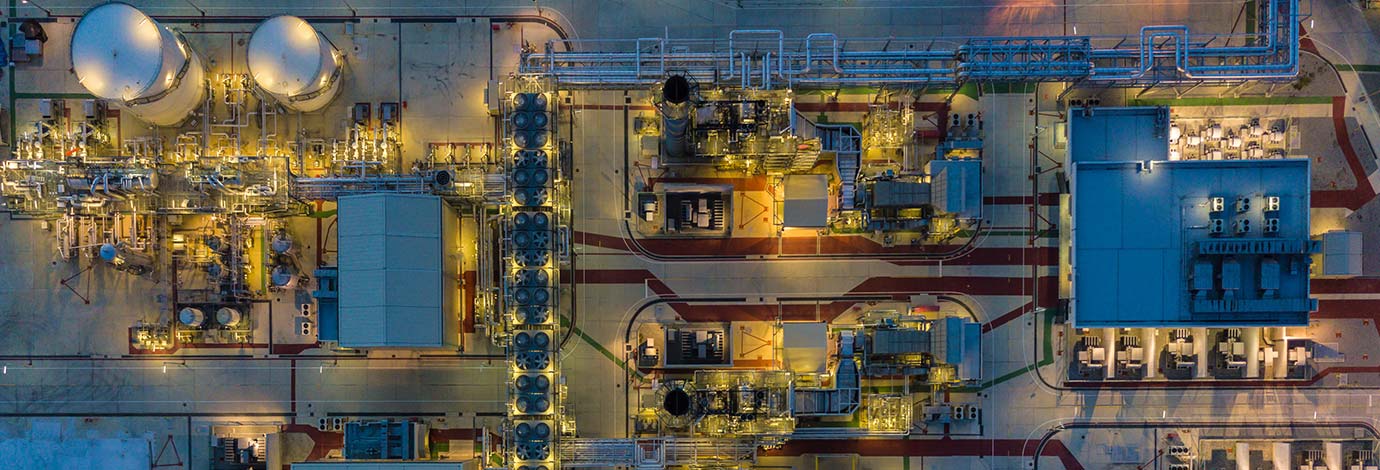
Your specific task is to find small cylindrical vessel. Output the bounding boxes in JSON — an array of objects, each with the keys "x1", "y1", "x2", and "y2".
[
  {"x1": 215, "y1": 307, "x2": 243, "y2": 327},
  {"x1": 71, "y1": 3, "x2": 206, "y2": 126},
  {"x1": 247, "y1": 15, "x2": 343, "y2": 112},
  {"x1": 178, "y1": 307, "x2": 205, "y2": 328}
]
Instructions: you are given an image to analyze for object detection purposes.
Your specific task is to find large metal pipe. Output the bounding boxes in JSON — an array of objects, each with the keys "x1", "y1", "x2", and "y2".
[
  {"x1": 1244, "y1": 327, "x2": 1261, "y2": 379},
  {"x1": 1193, "y1": 327, "x2": 1210, "y2": 379}
]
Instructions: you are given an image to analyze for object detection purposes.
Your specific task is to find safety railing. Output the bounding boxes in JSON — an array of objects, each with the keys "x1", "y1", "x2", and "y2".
[{"x1": 522, "y1": 0, "x2": 1301, "y2": 87}]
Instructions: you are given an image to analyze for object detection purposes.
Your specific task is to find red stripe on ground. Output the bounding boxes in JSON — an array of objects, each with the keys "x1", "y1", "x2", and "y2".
[
  {"x1": 761, "y1": 437, "x2": 1084, "y2": 470},
  {"x1": 463, "y1": 270, "x2": 477, "y2": 333},
  {"x1": 985, "y1": 193, "x2": 1062, "y2": 206},
  {"x1": 648, "y1": 176, "x2": 769, "y2": 191},
  {"x1": 567, "y1": 104, "x2": 656, "y2": 111},
  {"x1": 1313, "y1": 96, "x2": 1376, "y2": 210},
  {"x1": 1311, "y1": 278, "x2": 1380, "y2": 294}
]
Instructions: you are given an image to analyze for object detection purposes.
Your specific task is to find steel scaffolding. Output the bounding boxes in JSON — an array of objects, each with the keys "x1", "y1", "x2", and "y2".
[{"x1": 522, "y1": 0, "x2": 1302, "y2": 87}]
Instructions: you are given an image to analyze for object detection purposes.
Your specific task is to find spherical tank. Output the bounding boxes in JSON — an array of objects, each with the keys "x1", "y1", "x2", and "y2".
[
  {"x1": 247, "y1": 15, "x2": 342, "y2": 112},
  {"x1": 70, "y1": 3, "x2": 206, "y2": 126}
]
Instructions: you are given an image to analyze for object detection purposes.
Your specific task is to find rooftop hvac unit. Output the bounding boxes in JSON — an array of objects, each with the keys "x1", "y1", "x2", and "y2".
[
  {"x1": 1263, "y1": 218, "x2": 1280, "y2": 234},
  {"x1": 514, "y1": 150, "x2": 549, "y2": 167},
  {"x1": 247, "y1": 15, "x2": 343, "y2": 112},
  {"x1": 70, "y1": 3, "x2": 206, "y2": 126},
  {"x1": 512, "y1": 230, "x2": 553, "y2": 250},
  {"x1": 1265, "y1": 196, "x2": 1280, "y2": 212},
  {"x1": 1210, "y1": 197, "x2": 1226, "y2": 213},
  {"x1": 1235, "y1": 196, "x2": 1251, "y2": 213},
  {"x1": 1260, "y1": 257, "x2": 1281, "y2": 297},
  {"x1": 513, "y1": 331, "x2": 552, "y2": 351},
  {"x1": 1221, "y1": 258, "x2": 1242, "y2": 296},
  {"x1": 518, "y1": 306, "x2": 552, "y2": 325},
  {"x1": 513, "y1": 269, "x2": 551, "y2": 287},
  {"x1": 1209, "y1": 218, "x2": 1225, "y2": 236},
  {"x1": 516, "y1": 248, "x2": 551, "y2": 268},
  {"x1": 513, "y1": 421, "x2": 552, "y2": 460},
  {"x1": 513, "y1": 93, "x2": 549, "y2": 112},
  {"x1": 513, "y1": 287, "x2": 552, "y2": 306},
  {"x1": 1233, "y1": 218, "x2": 1251, "y2": 235},
  {"x1": 513, "y1": 212, "x2": 552, "y2": 231},
  {"x1": 514, "y1": 373, "x2": 553, "y2": 414},
  {"x1": 514, "y1": 350, "x2": 552, "y2": 371}
]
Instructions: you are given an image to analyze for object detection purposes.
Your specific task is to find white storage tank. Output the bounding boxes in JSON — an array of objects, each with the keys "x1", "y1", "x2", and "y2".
[
  {"x1": 70, "y1": 3, "x2": 206, "y2": 126},
  {"x1": 178, "y1": 307, "x2": 205, "y2": 328},
  {"x1": 247, "y1": 15, "x2": 342, "y2": 112},
  {"x1": 215, "y1": 307, "x2": 243, "y2": 327}
]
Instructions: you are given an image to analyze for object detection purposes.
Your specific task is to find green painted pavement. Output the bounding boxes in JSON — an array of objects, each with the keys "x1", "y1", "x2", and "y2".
[{"x1": 559, "y1": 315, "x2": 647, "y2": 381}]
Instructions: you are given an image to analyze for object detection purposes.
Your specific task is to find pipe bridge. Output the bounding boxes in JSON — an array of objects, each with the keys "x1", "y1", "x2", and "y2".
[{"x1": 522, "y1": 0, "x2": 1302, "y2": 88}]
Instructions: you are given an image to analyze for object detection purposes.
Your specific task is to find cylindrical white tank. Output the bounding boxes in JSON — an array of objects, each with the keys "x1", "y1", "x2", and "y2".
[
  {"x1": 247, "y1": 15, "x2": 342, "y2": 112},
  {"x1": 1193, "y1": 327, "x2": 1210, "y2": 379},
  {"x1": 1101, "y1": 328, "x2": 1118, "y2": 376},
  {"x1": 1271, "y1": 327, "x2": 1289, "y2": 379},
  {"x1": 1244, "y1": 327, "x2": 1261, "y2": 379},
  {"x1": 1141, "y1": 328, "x2": 1158, "y2": 379},
  {"x1": 1272, "y1": 442, "x2": 1290, "y2": 470},
  {"x1": 1236, "y1": 442, "x2": 1251, "y2": 470},
  {"x1": 71, "y1": 3, "x2": 206, "y2": 126},
  {"x1": 215, "y1": 307, "x2": 242, "y2": 327},
  {"x1": 178, "y1": 307, "x2": 205, "y2": 328},
  {"x1": 270, "y1": 264, "x2": 298, "y2": 288}
]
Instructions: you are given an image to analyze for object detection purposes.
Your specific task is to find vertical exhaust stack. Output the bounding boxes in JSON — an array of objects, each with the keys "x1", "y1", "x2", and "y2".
[
  {"x1": 658, "y1": 75, "x2": 693, "y2": 159},
  {"x1": 70, "y1": 3, "x2": 206, "y2": 126},
  {"x1": 247, "y1": 15, "x2": 343, "y2": 112}
]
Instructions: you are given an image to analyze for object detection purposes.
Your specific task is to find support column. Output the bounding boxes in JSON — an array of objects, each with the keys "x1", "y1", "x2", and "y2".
[
  {"x1": 1271, "y1": 327, "x2": 1289, "y2": 379},
  {"x1": 1102, "y1": 328, "x2": 1119, "y2": 376},
  {"x1": 1193, "y1": 327, "x2": 1210, "y2": 379},
  {"x1": 1243, "y1": 327, "x2": 1261, "y2": 379},
  {"x1": 1325, "y1": 441, "x2": 1342, "y2": 470},
  {"x1": 1141, "y1": 328, "x2": 1158, "y2": 379}
]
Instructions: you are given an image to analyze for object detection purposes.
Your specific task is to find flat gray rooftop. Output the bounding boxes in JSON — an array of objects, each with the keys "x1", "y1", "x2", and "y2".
[{"x1": 1071, "y1": 158, "x2": 1315, "y2": 327}]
